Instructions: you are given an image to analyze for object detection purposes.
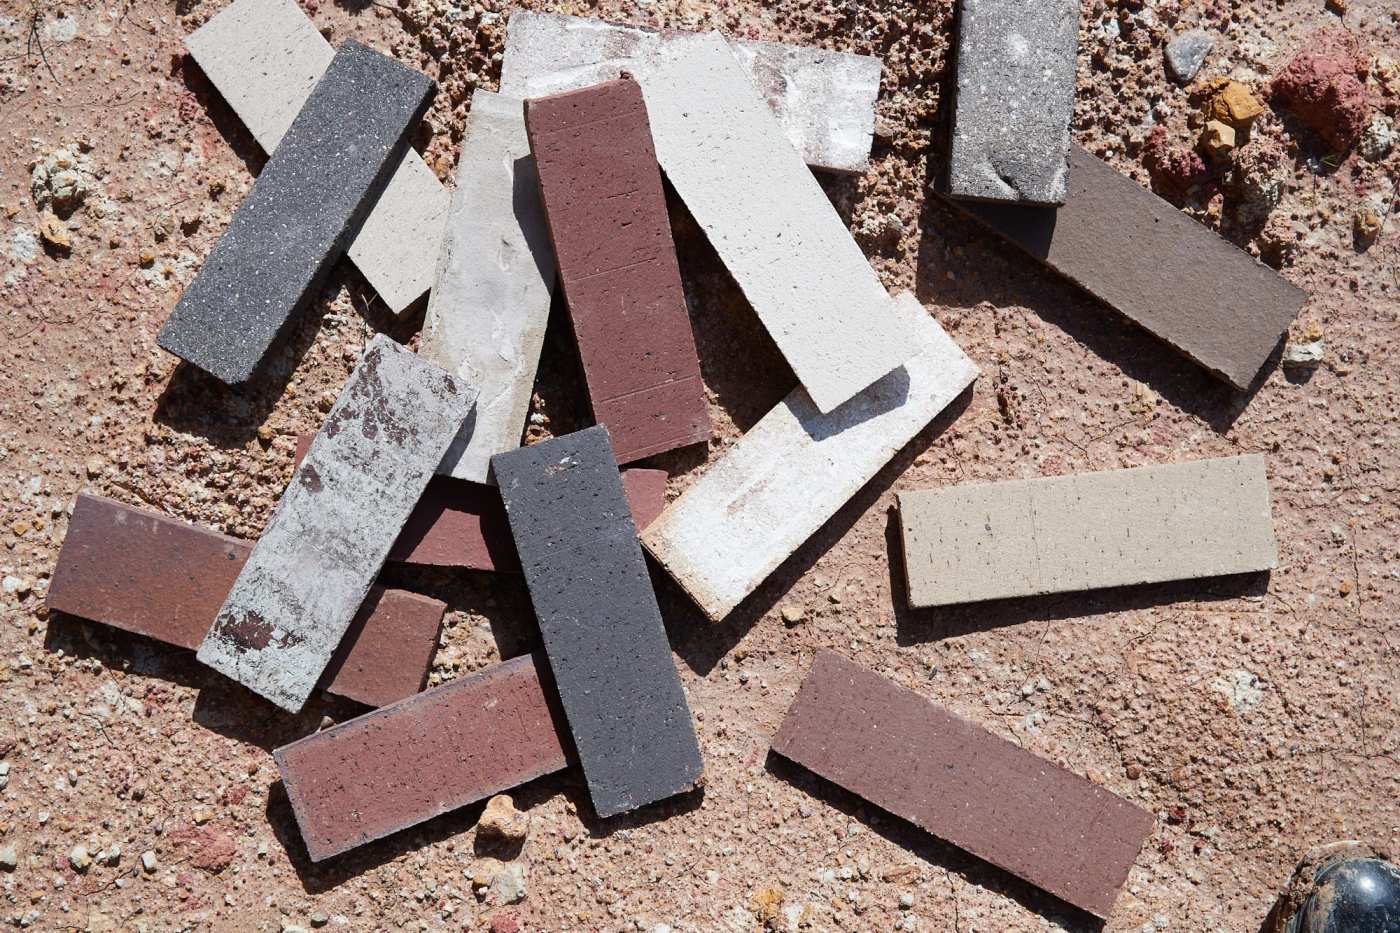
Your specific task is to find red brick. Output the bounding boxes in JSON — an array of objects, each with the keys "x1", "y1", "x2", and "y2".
[
  {"x1": 46, "y1": 493, "x2": 443, "y2": 708},
  {"x1": 771, "y1": 651, "x2": 1153, "y2": 919},
  {"x1": 525, "y1": 78, "x2": 710, "y2": 464},
  {"x1": 274, "y1": 653, "x2": 567, "y2": 861},
  {"x1": 295, "y1": 437, "x2": 667, "y2": 569}
]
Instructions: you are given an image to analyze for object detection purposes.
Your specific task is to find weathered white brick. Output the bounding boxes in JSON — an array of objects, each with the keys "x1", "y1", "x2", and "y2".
[
  {"x1": 421, "y1": 92, "x2": 556, "y2": 483},
  {"x1": 499, "y1": 11, "x2": 881, "y2": 174},
  {"x1": 642, "y1": 294, "x2": 977, "y2": 621},
  {"x1": 633, "y1": 33, "x2": 915, "y2": 414},
  {"x1": 184, "y1": 0, "x2": 448, "y2": 315}
]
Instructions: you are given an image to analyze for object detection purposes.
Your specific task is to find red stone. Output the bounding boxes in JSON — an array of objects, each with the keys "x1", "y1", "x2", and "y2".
[
  {"x1": 1271, "y1": 29, "x2": 1372, "y2": 151},
  {"x1": 46, "y1": 493, "x2": 443, "y2": 707},
  {"x1": 295, "y1": 437, "x2": 667, "y2": 569},
  {"x1": 525, "y1": 78, "x2": 710, "y2": 464},
  {"x1": 771, "y1": 650, "x2": 1153, "y2": 919},
  {"x1": 488, "y1": 916, "x2": 519, "y2": 933},
  {"x1": 274, "y1": 654, "x2": 568, "y2": 861}
]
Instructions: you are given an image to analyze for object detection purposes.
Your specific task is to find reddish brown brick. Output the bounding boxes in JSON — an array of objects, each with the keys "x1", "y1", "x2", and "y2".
[
  {"x1": 275, "y1": 653, "x2": 568, "y2": 861},
  {"x1": 295, "y1": 438, "x2": 667, "y2": 570},
  {"x1": 771, "y1": 650, "x2": 1153, "y2": 919},
  {"x1": 46, "y1": 493, "x2": 444, "y2": 708},
  {"x1": 525, "y1": 78, "x2": 710, "y2": 464}
]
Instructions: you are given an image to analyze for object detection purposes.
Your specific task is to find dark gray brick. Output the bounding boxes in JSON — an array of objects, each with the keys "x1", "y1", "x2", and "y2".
[
  {"x1": 157, "y1": 41, "x2": 434, "y2": 384},
  {"x1": 492, "y1": 427, "x2": 702, "y2": 818}
]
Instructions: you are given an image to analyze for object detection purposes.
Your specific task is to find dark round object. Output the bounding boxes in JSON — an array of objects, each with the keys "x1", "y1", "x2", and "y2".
[{"x1": 1293, "y1": 857, "x2": 1400, "y2": 933}]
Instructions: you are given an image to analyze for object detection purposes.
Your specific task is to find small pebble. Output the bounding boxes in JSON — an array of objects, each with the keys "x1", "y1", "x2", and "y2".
[
  {"x1": 69, "y1": 845, "x2": 92, "y2": 871},
  {"x1": 1165, "y1": 31, "x2": 1215, "y2": 83},
  {"x1": 0, "y1": 844, "x2": 17, "y2": 871},
  {"x1": 140, "y1": 851, "x2": 157, "y2": 873}
]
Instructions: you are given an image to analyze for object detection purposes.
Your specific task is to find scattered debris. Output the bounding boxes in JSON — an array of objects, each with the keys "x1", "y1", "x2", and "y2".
[
  {"x1": 1271, "y1": 29, "x2": 1372, "y2": 151},
  {"x1": 1165, "y1": 30, "x2": 1215, "y2": 83}
]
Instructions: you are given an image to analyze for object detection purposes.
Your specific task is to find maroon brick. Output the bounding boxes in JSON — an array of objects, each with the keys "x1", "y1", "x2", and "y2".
[
  {"x1": 956, "y1": 146, "x2": 1306, "y2": 390},
  {"x1": 274, "y1": 653, "x2": 568, "y2": 861},
  {"x1": 294, "y1": 438, "x2": 667, "y2": 570},
  {"x1": 771, "y1": 650, "x2": 1153, "y2": 919},
  {"x1": 525, "y1": 78, "x2": 710, "y2": 464},
  {"x1": 46, "y1": 493, "x2": 444, "y2": 708}
]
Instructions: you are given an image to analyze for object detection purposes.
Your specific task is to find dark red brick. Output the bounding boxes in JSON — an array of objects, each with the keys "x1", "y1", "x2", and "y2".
[
  {"x1": 771, "y1": 650, "x2": 1153, "y2": 919},
  {"x1": 46, "y1": 493, "x2": 443, "y2": 707},
  {"x1": 525, "y1": 78, "x2": 710, "y2": 464},
  {"x1": 295, "y1": 437, "x2": 667, "y2": 570},
  {"x1": 274, "y1": 653, "x2": 568, "y2": 861}
]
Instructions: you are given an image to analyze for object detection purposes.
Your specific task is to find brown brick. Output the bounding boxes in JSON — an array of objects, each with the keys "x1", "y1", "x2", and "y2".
[
  {"x1": 275, "y1": 653, "x2": 568, "y2": 861},
  {"x1": 295, "y1": 438, "x2": 667, "y2": 570},
  {"x1": 46, "y1": 493, "x2": 443, "y2": 708},
  {"x1": 525, "y1": 78, "x2": 710, "y2": 464},
  {"x1": 771, "y1": 651, "x2": 1153, "y2": 919}
]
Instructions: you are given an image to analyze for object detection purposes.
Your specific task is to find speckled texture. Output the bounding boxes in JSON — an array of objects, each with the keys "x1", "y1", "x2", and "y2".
[
  {"x1": 772, "y1": 650, "x2": 1154, "y2": 919},
  {"x1": 196, "y1": 336, "x2": 475, "y2": 712},
  {"x1": 643, "y1": 293, "x2": 977, "y2": 621},
  {"x1": 499, "y1": 11, "x2": 881, "y2": 174},
  {"x1": 526, "y1": 78, "x2": 710, "y2": 465},
  {"x1": 157, "y1": 41, "x2": 434, "y2": 383},
  {"x1": 948, "y1": 0, "x2": 1078, "y2": 205},
  {"x1": 493, "y1": 427, "x2": 702, "y2": 818},
  {"x1": 898, "y1": 454, "x2": 1278, "y2": 608},
  {"x1": 956, "y1": 146, "x2": 1309, "y2": 389},
  {"x1": 44, "y1": 493, "x2": 445, "y2": 708},
  {"x1": 182, "y1": 0, "x2": 449, "y2": 316},
  {"x1": 421, "y1": 91, "x2": 556, "y2": 484},
  {"x1": 275, "y1": 654, "x2": 568, "y2": 861},
  {"x1": 635, "y1": 32, "x2": 915, "y2": 414}
]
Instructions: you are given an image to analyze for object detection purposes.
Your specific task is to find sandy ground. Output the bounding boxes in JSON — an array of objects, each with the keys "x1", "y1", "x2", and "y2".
[{"x1": 1, "y1": 0, "x2": 1398, "y2": 930}]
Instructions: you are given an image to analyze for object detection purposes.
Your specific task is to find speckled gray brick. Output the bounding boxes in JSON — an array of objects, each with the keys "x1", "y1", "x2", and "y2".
[
  {"x1": 948, "y1": 0, "x2": 1078, "y2": 205},
  {"x1": 157, "y1": 41, "x2": 434, "y2": 384},
  {"x1": 493, "y1": 427, "x2": 702, "y2": 818},
  {"x1": 196, "y1": 336, "x2": 475, "y2": 712}
]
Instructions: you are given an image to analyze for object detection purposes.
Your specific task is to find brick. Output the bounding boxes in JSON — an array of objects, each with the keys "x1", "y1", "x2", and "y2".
[
  {"x1": 526, "y1": 79, "x2": 710, "y2": 464},
  {"x1": 159, "y1": 43, "x2": 433, "y2": 384},
  {"x1": 197, "y1": 336, "x2": 474, "y2": 711},
  {"x1": 295, "y1": 437, "x2": 666, "y2": 570},
  {"x1": 772, "y1": 650, "x2": 1153, "y2": 919},
  {"x1": 898, "y1": 454, "x2": 1277, "y2": 608},
  {"x1": 643, "y1": 293, "x2": 977, "y2": 621},
  {"x1": 948, "y1": 0, "x2": 1078, "y2": 205},
  {"x1": 421, "y1": 91, "x2": 556, "y2": 484},
  {"x1": 956, "y1": 146, "x2": 1307, "y2": 389},
  {"x1": 46, "y1": 493, "x2": 443, "y2": 708},
  {"x1": 499, "y1": 11, "x2": 881, "y2": 174},
  {"x1": 275, "y1": 654, "x2": 567, "y2": 861},
  {"x1": 493, "y1": 427, "x2": 701, "y2": 817},
  {"x1": 183, "y1": 0, "x2": 448, "y2": 315},
  {"x1": 633, "y1": 33, "x2": 915, "y2": 414}
]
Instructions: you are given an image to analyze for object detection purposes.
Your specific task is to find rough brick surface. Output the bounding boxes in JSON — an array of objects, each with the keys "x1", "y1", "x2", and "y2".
[
  {"x1": 183, "y1": 0, "x2": 448, "y2": 314},
  {"x1": 948, "y1": 0, "x2": 1078, "y2": 205},
  {"x1": 295, "y1": 436, "x2": 666, "y2": 570},
  {"x1": 899, "y1": 454, "x2": 1277, "y2": 607},
  {"x1": 643, "y1": 294, "x2": 977, "y2": 621},
  {"x1": 634, "y1": 33, "x2": 914, "y2": 414},
  {"x1": 526, "y1": 79, "x2": 710, "y2": 464},
  {"x1": 197, "y1": 336, "x2": 474, "y2": 711},
  {"x1": 957, "y1": 146, "x2": 1308, "y2": 389},
  {"x1": 493, "y1": 427, "x2": 701, "y2": 817},
  {"x1": 499, "y1": 11, "x2": 881, "y2": 174},
  {"x1": 421, "y1": 91, "x2": 557, "y2": 483},
  {"x1": 46, "y1": 493, "x2": 443, "y2": 708},
  {"x1": 772, "y1": 650, "x2": 1154, "y2": 919},
  {"x1": 158, "y1": 42, "x2": 434, "y2": 384},
  {"x1": 276, "y1": 654, "x2": 568, "y2": 861}
]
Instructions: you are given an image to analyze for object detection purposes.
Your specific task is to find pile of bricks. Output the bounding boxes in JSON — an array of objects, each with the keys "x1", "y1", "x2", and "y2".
[{"x1": 44, "y1": 0, "x2": 1307, "y2": 922}]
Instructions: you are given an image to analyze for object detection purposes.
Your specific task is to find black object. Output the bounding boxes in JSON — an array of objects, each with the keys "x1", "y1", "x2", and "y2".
[{"x1": 1290, "y1": 857, "x2": 1400, "y2": 933}]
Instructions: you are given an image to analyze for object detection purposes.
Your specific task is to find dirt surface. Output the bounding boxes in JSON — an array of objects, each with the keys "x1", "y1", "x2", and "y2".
[{"x1": 1, "y1": 0, "x2": 1398, "y2": 930}]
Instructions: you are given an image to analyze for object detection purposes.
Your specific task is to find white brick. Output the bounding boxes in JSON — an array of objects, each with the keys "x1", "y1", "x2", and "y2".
[
  {"x1": 184, "y1": 0, "x2": 447, "y2": 315},
  {"x1": 632, "y1": 33, "x2": 915, "y2": 414},
  {"x1": 642, "y1": 294, "x2": 977, "y2": 621},
  {"x1": 421, "y1": 92, "x2": 557, "y2": 483},
  {"x1": 898, "y1": 455, "x2": 1278, "y2": 608},
  {"x1": 499, "y1": 12, "x2": 881, "y2": 174}
]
